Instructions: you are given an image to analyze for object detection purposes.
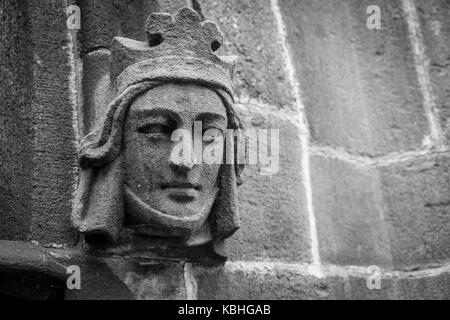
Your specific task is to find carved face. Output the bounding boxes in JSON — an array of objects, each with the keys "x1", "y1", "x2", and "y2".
[{"x1": 123, "y1": 83, "x2": 227, "y2": 236}]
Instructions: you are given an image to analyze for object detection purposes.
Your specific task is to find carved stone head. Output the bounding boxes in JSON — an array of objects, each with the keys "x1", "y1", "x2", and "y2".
[{"x1": 72, "y1": 7, "x2": 244, "y2": 256}]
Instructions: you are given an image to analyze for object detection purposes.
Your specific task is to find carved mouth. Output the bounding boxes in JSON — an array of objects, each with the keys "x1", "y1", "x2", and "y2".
[
  {"x1": 161, "y1": 182, "x2": 201, "y2": 202},
  {"x1": 161, "y1": 182, "x2": 201, "y2": 190}
]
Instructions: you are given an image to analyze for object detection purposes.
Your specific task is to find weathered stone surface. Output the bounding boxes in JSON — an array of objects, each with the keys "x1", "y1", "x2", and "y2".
[
  {"x1": 79, "y1": 0, "x2": 116, "y2": 53},
  {"x1": 74, "y1": 8, "x2": 243, "y2": 257},
  {"x1": 311, "y1": 152, "x2": 450, "y2": 269},
  {"x1": 344, "y1": 273, "x2": 397, "y2": 300},
  {"x1": 112, "y1": 0, "x2": 149, "y2": 43},
  {"x1": 193, "y1": 263, "x2": 330, "y2": 299},
  {"x1": 28, "y1": 0, "x2": 78, "y2": 244},
  {"x1": 79, "y1": 0, "x2": 192, "y2": 50},
  {"x1": 62, "y1": 254, "x2": 187, "y2": 300},
  {"x1": 198, "y1": 0, "x2": 295, "y2": 109},
  {"x1": 310, "y1": 155, "x2": 393, "y2": 267},
  {"x1": 226, "y1": 105, "x2": 311, "y2": 262},
  {"x1": 105, "y1": 259, "x2": 188, "y2": 300},
  {"x1": 63, "y1": 257, "x2": 134, "y2": 300},
  {"x1": 280, "y1": 0, "x2": 428, "y2": 155},
  {"x1": 0, "y1": 241, "x2": 67, "y2": 300},
  {"x1": 0, "y1": 241, "x2": 66, "y2": 278},
  {"x1": 379, "y1": 154, "x2": 450, "y2": 268},
  {"x1": 145, "y1": 0, "x2": 191, "y2": 15},
  {"x1": 395, "y1": 269, "x2": 450, "y2": 300},
  {"x1": 333, "y1": 267, "x2": 450, "y2": 300},
  {"x1": 118, "y1": 0, "x2": 191, "y2": 42},
  {"x1": 81, "y1": 50, "x2": 111, "y2": 132},
  {"x1": 0, "y1": 0, "x2": 34, "y2": 240},
  {"x1": 0, "y1": 1, "x2": 78, "y2": 244},
  {"x1": 416, "y1": 0, "x2": 450, "y2": 143}
]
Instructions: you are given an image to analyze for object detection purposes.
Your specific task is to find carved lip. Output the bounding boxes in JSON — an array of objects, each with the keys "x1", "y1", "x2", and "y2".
[
  {"x1": 161, "y1": 182, "x2": 201, "y2": 190},
  {"x1": 161, "y1": 182, "x2": 201, "y2": 202}
]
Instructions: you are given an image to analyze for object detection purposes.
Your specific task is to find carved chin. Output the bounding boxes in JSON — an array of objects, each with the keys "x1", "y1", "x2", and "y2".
[{"x1": 123, "y1": 185, "x2": 218, "y2": 238}]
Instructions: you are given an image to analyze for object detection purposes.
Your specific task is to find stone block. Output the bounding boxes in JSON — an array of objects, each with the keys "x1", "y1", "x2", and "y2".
[
  {"x1": 279, "y1": 0, "x2": 428, "y2": 155},
  {"x1": 379, "y1": 154, "x2": 450, "y2": 268},
  {"x1": 82, "y1": 50, "x2": 112, "y2": 132},
  {"x1": 28, "y1": 0, "x2": 79, "y2": 244},
  {"x1": 226, "y1": 105, "x2": 311, "y2": 262},
  {"x1": 197, "y1": 0, "x2": 295, "y2": 109},
  {"x1": 345, "y1": 273, "x2": 397, "y2": 300},
  {"x1": 104, "y1": 259, "x2": 188, "y2": 300},
  {"x1": 79, "y1": 0, "x2": 116, "y2": 53},
  {"x1": 330, "y1": 267, "x2": 450, "y2": 300},
  {"x1": 416, "y1": 0, "x2": 450, "y2": 143},
  {"x1": 310, "y1": 155, "x2": 393, "y2": 267},
  {"x1": 311, "y1": 152, "x2": 450, "y2": 269},
  {"x1": 395, "y1": 269, "x2": 450, "y2": 300},
  {"x1": 63, "y1": 255, "x2": 187, "y2": 300},
  {"x1": 0, "y1": 0, "x2": 34, "y2": 240},
  {"x1": 193, "y1": 263, "x2": 330, "y2": 299}
]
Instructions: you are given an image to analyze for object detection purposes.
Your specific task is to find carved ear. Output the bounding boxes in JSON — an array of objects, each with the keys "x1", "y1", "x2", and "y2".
[
  {"x1": 73, "y1": 154, "x2": 124, "y2": 246},
  {"x1": 209, "y1": 163, "x2": 240, "y2": 242}
]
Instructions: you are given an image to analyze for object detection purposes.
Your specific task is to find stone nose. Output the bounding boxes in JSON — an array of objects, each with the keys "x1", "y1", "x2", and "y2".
[{"x1": 169, "y1": 131, "x2": 198, "y2": 172}]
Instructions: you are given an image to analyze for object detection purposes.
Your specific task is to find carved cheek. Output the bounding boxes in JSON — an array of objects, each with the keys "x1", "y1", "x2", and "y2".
[
  {"x1": 199, "y1": 163, "x2": 221, "y2": 189},
  {"x1": 123, "y1": 134, "x2": 159, "y2": 193}
]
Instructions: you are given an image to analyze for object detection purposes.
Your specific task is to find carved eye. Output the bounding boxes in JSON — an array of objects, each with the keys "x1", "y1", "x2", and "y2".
[
  {"x1": 203, "y1": 128, "x2": 221, "y2": 143},
  {"x1": 137, "y1": 124, "x2": 171, "y2": 137}
]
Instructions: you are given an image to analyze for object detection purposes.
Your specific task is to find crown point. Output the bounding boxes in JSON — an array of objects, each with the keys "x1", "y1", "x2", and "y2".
[
  {"x1": 111, "y1": 6, "x2": 236, "y2": 95},
  {"x1": 145, "y1": 13, "x2": 174, "y2": 47},
  {"x1": 176, "y1": 6, "x2": 201, "y2": 24},
  {"x1": 202, "y1": 21, "x2": 224, "y2": 52}
]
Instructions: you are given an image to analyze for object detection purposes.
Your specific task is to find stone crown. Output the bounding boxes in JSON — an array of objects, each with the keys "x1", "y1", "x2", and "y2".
[{"x1": 110, "y1": 7, "x2": 236, "y2": 96}]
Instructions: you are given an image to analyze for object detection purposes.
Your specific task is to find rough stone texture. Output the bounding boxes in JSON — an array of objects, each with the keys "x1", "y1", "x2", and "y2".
[
  {"x1": 338, "y1": 268, "x2": 450, "y2": 300},
  {"x1": 0, "y1": 0, "x2": 33, "y2": 240},
  {"x1": 73, "y1": 6, "x2": 243, "y2": 252},
  {"x1": 416, "y1": 0, "x2": 450, "y2": 143},
  {"x1": 395, "y1": 270, "x2": 450, "y2": 300},
  {"x1": 0, "y1": 241, "x2": 67, "y2": 300},
  {"x1": 0, "y1": 241, "x2": 66, "y2": 278},
  {"x1": 41, "y1": 251, "x2": 450, "y2": 300},
  {"x1": 105, "y1": 259, "x2": 188, "y2": 300},
  {"x1": 28, "y1": 0, "x2": 78, "y2": 244},
  {"x1": 311, "y1": 153, "x2": 450, "y2": 269},
  {"x1": 197, "y1": 0, "x2": 295, "y2": 109},
  {"x1": 60, "y1": 254, "x2": 188, "y2": 300},
  {"x1": 380, "y1": 154, "x2": 450, "y2": 269},
  {"x1": 193, "y1": 264, "x2": 330, "y2": 300},
  {"x1": 2, "y1": 0, "x2": 450, "y2": 301},
  {"x1": 310, "y1": 155, "x2": 393, "y2": 267},
  {"x1": 0, "y1": 1, "x2": 78, "y2": 244},
  {"x1": 226, "y1": 105, "x2": 311, "y2": 262},
  {"x1": 78, "y1": 0, "x2": 192, "y2": 53},
  {"x1": 343, "y1": 273, "x2": 397, "y2": 300},
  {"x1": 78, "y1": 0, "x2": 116, "y2": 54},
  {"x1": 193, "y1": 263, "x2": 450, "y2": 300},
  {"x1": 81, "y1": 50, "x2": 111, "y2": 132},
  {"x1": 280, "y1": 0, "x2": 428, "y2": 156},
  {"x1": 63, "y1": 256, "x2": 135, "y2": 300},
  {"x1": 115, "y1": 0, "x2": 191, "y2": 43}
]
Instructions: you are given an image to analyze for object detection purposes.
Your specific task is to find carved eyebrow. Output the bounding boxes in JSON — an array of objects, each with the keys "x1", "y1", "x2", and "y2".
[
  {"x1": 195, "y1": 112, "x2": 227, "y2": 123},
  {"x1": 132, "y1": 108, "x2": 182, "y2": 124}
]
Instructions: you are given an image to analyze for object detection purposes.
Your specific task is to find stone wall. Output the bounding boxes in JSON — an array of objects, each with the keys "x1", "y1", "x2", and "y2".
[{"x1": 0, "y1": 0, "x2": 449, "y2": 299}]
